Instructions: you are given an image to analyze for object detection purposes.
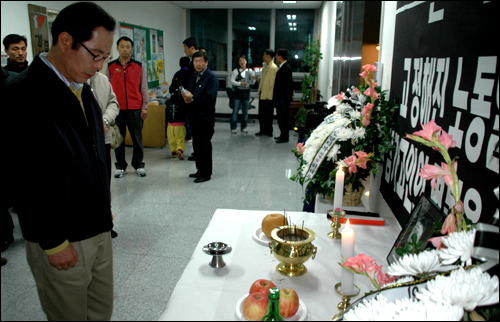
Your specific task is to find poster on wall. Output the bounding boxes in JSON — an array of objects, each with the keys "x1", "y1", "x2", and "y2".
[
  {"x1": 134, "y1": 28, "x2": 147, "y2": 66},
  {"x1": 120, "y1": 24, "x2": 133, "y2": 40},
  {"x1": 150, "y1": 29, "x2": 158, "y2": 61},
  {"x1": 381, "y1": 1, "x2": 499, "y2": 225}
]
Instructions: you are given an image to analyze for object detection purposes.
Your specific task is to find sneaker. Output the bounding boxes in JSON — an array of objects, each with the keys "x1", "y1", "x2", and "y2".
[
  {"x1": 177, "y1": 149, "x2": 184, "y2": 160},
  {"x1": 231, "y1": 129, "x2": 237, "y2": 134},
  {"x1": 136, "y1": 168, "x2": 147, "y2": 177},
  {"x1": 185, "y1": 139, "x2": 192, "y2": 143},
  {"x1": 171, "y1": 152, "x2": 177, "y2": 158},
  {"x1": 242, "y1": 128, "x2": 249, "y2": 133},
  {"x1": 114, "y1": 169, "x2": 126, "y2": 178}
]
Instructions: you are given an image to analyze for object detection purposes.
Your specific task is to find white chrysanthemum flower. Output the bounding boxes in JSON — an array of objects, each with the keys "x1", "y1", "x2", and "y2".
[
  {"x1": 387, "y1": 249, "x2": 457, "y2": 278},
  {"x1": 337, "y1": 128, "x2": 354, "y2": 141},
  {"x1": 350, "y1": 111, "x2": 361, "y2": 120},
  {"x1": 343, "y1": 294, "x2": 463, "y2": 321},
  {"x1": 415, "y1": 267, "x2": 499, "y2": 312},
  {"x1": 439, "y1": 229, "x2": 475, "y2": 265},
  {"x1": 336, "y1": 103, "x2": 351, "y2": 114},
  {"x1": 354, "y1": 127, "x2": 366, "y2": 141},
  {"x1": 326, "y1": 144, "x2": 341, "y2": 162}
]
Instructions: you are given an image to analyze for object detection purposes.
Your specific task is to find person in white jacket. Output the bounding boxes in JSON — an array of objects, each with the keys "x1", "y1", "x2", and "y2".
[{"x1": 88, "y1": 71, "x2": 120, "y2": 238}]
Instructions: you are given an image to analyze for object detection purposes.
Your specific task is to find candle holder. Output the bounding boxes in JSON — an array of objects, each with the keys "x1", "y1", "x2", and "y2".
[
  {"x1": 327, "y1": 209, "x2": 346, "y2": 239},
  {"x1": 331, "y1": 282, "x2": 360, "y2": 321}
]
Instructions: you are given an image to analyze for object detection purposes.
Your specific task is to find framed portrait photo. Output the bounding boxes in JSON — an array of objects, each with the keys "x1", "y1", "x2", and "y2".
[{"x1": 386, "y1": 194, "x2": 446, "y2": 265}]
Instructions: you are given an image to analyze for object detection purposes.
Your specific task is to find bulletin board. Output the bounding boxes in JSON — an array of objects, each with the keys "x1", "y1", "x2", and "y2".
[{"x1": 119, "y1": 22, "x2": 165, "y2": 88}]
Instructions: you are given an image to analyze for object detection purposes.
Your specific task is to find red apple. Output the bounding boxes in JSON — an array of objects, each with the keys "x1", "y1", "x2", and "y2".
[
  {"x1": 249, "y1": 279, "x2": 276, "y2": 295},
  {"x1": 279, "y1": 288, "x2": 300, "y2": 318},
  {"x1": 242, "y1": 292, "x2": 269, "y2": 321}
]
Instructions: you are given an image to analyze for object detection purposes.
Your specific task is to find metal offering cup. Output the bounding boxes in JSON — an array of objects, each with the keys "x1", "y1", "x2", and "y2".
[
  {"x1": 268, "y1": 226, "x2": 317, "y2": 277},
  {"x1": 202, "y1": 242, "x2": 232, "y2": 268}
]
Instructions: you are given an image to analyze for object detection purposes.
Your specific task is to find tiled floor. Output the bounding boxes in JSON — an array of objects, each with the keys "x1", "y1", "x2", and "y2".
[{"x1": 1, "y1": 120, "x2": 305, "y2": 321}]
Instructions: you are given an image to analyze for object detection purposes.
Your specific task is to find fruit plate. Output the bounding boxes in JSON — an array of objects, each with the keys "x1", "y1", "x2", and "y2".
[
  {"x1": 234, "y1": 293, "x2": 307, "y2": 321},
  {"x1": 252, "y1": 227, "x2": 272, "y2": 246}
]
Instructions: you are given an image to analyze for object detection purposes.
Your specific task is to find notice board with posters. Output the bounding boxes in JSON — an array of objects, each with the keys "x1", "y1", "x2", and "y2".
[
  {"x1": 380, "y1": 1, "x2": 499, "y2": 226},
  {"x1": 119, "y1": 22, "x2": 165, "y2": 88}
]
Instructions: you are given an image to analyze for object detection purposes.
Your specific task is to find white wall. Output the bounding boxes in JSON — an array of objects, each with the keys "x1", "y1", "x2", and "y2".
[
  {"x1": 317, "y1": 0, "x2": 336, "y2": 102},
  {"x1": 1, "y1": 1, "x2": 186, "y2": 85},
  {"x1": 378, "y1": 1, "x2": 397, "y2": 94}
]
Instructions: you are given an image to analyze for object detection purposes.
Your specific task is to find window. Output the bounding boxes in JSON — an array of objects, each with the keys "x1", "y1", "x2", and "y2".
[
  {"x1": 232, "y1": 9, "x2": 271, "y2": 71},
  {"x1": 190, "y1": 9, "x2": 228, "y2": 71},
  {"x1": 275, "y1": 9, "x2": 315, "y2": 72}
]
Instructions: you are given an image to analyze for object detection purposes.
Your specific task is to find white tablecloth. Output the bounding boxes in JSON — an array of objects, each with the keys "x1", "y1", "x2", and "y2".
[{"x1": 158, "y1": 209, "x2": 401, "y2": 321}]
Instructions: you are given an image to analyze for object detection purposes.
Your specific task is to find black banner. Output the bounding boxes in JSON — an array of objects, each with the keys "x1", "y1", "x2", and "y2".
[{"x1": 381, "y1": 1, "x2": 499, "y2": 225}]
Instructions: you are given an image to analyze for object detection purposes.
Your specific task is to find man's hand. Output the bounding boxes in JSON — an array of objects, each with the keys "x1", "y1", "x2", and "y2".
[
  {"x1": 181, "y1": 90, "x2": 193, "y2": 104},
  {"x1": 256, "y1": 77, "x2": 261, "y2": 84},
  {"x1": 48, "y1": 243, "x2": 78, "y2": 271},
  {"x1": 241, "y1": 81, "x2": 247, "y2": 87},
  {"x1": 103, "y1": 119, "x2": 109, "y2": 135},
  {"x1": 141, "y1": 108, "x2": 148, "y2": 120}
]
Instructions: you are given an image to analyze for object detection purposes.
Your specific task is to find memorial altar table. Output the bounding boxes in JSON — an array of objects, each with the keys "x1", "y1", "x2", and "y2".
[{"x1": 158, "y1": 209, "x2": 401, "y2": 321}]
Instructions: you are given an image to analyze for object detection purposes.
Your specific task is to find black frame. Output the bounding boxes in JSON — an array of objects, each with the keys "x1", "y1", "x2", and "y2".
[{"x1": 386, "y1": 194, "x2": 446, "y2": 265}]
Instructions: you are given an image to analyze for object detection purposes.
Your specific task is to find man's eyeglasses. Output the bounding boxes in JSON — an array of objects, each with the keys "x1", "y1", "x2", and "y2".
[{"x1": 76, "y1": 39, "x2": 112, "y2": 63}]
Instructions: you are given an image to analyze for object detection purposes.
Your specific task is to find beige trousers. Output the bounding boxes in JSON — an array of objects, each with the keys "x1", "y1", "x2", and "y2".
[{"x1": 26, "y1": 231, "x2": 113, "y2": 321}]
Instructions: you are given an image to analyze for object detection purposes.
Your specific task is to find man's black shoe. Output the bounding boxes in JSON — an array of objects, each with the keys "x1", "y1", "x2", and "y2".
[
  {"x1": 189, "y1": 173, "x2": 201, "y2": 178},
  {"x1": 276, "y1": 138, "x2": 289, "y2": 143},
  {"x1": 267, "y1": 133, "x2": 273, "y2": 137},
  {"x1": 274, "y1": 136, "x2": 281, "y2": 139},
  {"x1": 255, "y1": 132, "x2": 265, "y2": 136},
  {"x1": 188, "y1": 156, "x2": 196, "y2": 161},
  {"x1": 1, "y1": 257, "x2": 7, "y2": 266},
  {"x1": 111, "y1": 230, "x2": 118, "y2": 238},
  {"x1": 194, "y1": 177, "x2": 211, "y2": 183}
]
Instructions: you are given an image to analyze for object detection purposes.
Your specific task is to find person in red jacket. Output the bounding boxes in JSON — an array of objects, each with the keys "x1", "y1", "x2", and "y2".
[{"x1": 106, "y1": 36, "x2": 149, "y2": 177}]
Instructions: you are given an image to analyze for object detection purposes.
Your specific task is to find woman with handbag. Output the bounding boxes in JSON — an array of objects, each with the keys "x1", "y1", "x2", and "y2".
[{"x1": 230, "y1": 55, "x2": 254, "y2": 134}]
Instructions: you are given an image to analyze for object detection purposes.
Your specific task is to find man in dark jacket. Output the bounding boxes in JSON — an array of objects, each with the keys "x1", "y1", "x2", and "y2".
[
  {"x1": 3, "y1": 34, "x2": 29, "y2": 73},
  {"x1": 273, "y1": 48, "x2": 294, "y2": 143},
  {"x1": 3, "y1": 2, "x2": 115, "y2": 320},
  {"x1": 181, "y1": 50, "x2": 219, "y2": 183}
]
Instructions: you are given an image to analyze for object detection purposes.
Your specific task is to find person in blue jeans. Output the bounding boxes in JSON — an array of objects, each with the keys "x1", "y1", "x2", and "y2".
[{"x1": 230, "y1": 55, "x2": 253, "y2": 133}]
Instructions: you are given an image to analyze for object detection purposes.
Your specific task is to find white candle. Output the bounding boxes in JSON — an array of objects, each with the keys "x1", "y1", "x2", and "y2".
[
  {"x1": 333, "y1": 165, "x2": 345, "y2": 212},
  {"x1": 341, "y1": 219, "x2": 355, "y2": 295}
]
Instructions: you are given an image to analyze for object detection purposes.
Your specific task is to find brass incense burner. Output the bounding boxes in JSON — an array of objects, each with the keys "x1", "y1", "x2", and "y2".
[{"x1": 268, "y1": 226, "x2": 317, "y2": 277}]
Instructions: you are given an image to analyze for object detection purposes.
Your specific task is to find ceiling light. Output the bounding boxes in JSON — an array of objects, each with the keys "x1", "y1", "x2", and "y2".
[
  {"x1": 295, "y1": 55, "x2": 298, "y2": 59},
  {"x1": 293, "y1": 22, "x2": 296, "y2": 26},
  {"x1": 292, "y1": 15, "x2": 296, "y2": 20},
  {"x1": 289, "y1": 22, "x2": 293, "y2": 26},
  {"x1": 290, "y1": 27, "x2": 293, "y2": 31},
  {"x1": 283, "y1": 1, "x2": 297, "y2": 3},
  {"x1": 287, "y1": 15, "x2": 291, "y2": 20},
  {"x1": 248, "y1": 26, "x2": 256, "y2": 31},
  {"x1": 293, "y1": 27, "x2": 297, "y2": 30},
  {"x1": 376, "y1": 45, "x2": 380, "y2": 51}
]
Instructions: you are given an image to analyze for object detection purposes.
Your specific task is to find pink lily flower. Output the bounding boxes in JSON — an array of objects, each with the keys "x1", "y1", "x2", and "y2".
[
  {"x1": 377, "y1": 271, "x2": 397, "y2": 288},
  {"x1": 362, "y1": 64, "x2": 377, "y2": 73},
  {"x1": 418, "y1": 163, "x2": 451, "y2": 190},
  {"x1": 342, "y1": 256, "x2": 362, "y2": 272},
  {"x1": 429, "y1": 236, "x2": 444, "y2": 250},
  {"x1": 352, "y1": 88, "x2": 360, "y2": 96},
  {"x1": 441, "y1": 213, "x2": 457, "y2": 235},
  {"x1": 355, "y1": 151, "x2": 368, "y2": 160},
  {"x1": 362, "y1": 116, "x2": 371, "y2": 127},
  {"x1": 360, "y1": 70, "x2": 368, "y2": 80},
  {"x1": 411, "y1": 120, "x2": 441, "y2": 141},
  {"x1": 454, "y1": 200, "x2": 464, "y2": 213},
  {"x1": 360, "y1": 262, "x2": 383, "y2": 281},
  {"x1": 296, "y1": 142, "x2": 305, "y2": 155},
  {"x1": 441, "y1": 161, "x2": 457, "y2": 191},
  {"x1": 437, "y1": 129, "x2": 457, "y2": 151},
  {"x1": 334, "y1": 92, "x2": 344, "y2": 102},
  {"x1": 344, "y1": 155, "x2": 358, "y2": 174}
]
